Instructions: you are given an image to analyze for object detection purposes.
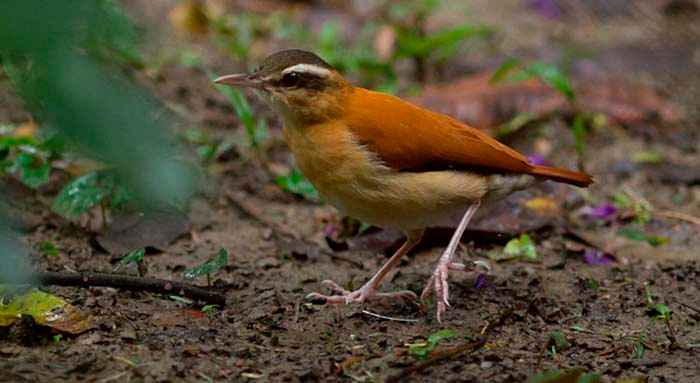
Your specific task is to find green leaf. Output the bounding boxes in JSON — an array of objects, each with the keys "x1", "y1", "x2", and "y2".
[
  {"x1": 0, "y1": 287, "x2": 92, "y2": 334},
  {"x1": 612, "y1": 192, "x2": 633, "y2": 209},
  {"x1": 51, "y1": 171, "x2": 111, "y2": 218},
  {"x1": 39, "y1": 241, "x2": 59, "y2": 257},
  {"x1": 646, "y1": 235, "x2": 669, "y2": 247},
  {"x1": 631, "y1": 150, "x2": 664, "y2": 164},
  {"x1": 275, "y1": 169, "x2": 319, "y2": 201},
  {"x1": 169, "y1": 295, "x2": 193, "y2": 304},
  {"x1": 85, "y1": 0, "x2": 143, "y2": 67},
  {"x1": 120, "y1": 248, "x2": 145, "y2": 265},
  {"x1": 10, "y1": 152, "x2": 50, "y2": 188},
  {"x1": 196, "y1": 144, "x2": 216, "y2": 160},
  {"x1": 212, "y1": 79, "x2": 266, "y2": 149},
  {"x1": 633, "y1": 334, "x2": 646, "y2": 358},
  {"x1": 109, "y1": 181, "x2": 133, "y2": 211},
  {"x1": 647, "y1": 303, "x2": 672, "y2": 320},
  {"x1": 0, "y1": 135, "x2": 38, "y2": 152},
  {"x1": 618, "y1": 227, "x2": 669, "y2": 247},
  {"x1": 427, "y1": 329, "x2": 457, "y2": 344},
  {"x1": 183, "y1": 248, "x2": 228, "y2": 280},
  {"x1": 408, "y1": 329, "x2": 458, "y2": 359},
  {"x1": 178, "y1": 50, "x2": 203, "y2": 68},
  {"x1": 490, "y1": 58, "x2": 522, "y2": 84},
  {"x1": 547, "y1": 331, "x2": 571, "y2": 351},
  {"x1": 397, "y1": 24, "x2": 493, "y2": 59},
  {"x1": 201, "y1": 304, "x2": 219, "y2": 314},
  {"x1": 632, "y1": 200, "x2": 652, "y2": 225},
  {"x1": 502, "y1": 234, "x2": 538, "y2": 261},
  {"x1": 618, "y1": 227, "x2": 647, "y2": 241},
  {"x1": 490, "y1": 60, "x2": 575, "y2": 101},
  {"x1": 525, "y1": 62, "x2": 575, "y2": 101},
  {"x1": 584, "y1": 278, "x2": 599, "y2": 291},
  {"x1": 496, "y1": 112, "x2": 537, "y2": 139},
  {"x1": 571, "y1": 114, "x2": 587, "y2": 157},
  {"x1": 183, "y1": 128, "x2": 207, "y2": 144}
]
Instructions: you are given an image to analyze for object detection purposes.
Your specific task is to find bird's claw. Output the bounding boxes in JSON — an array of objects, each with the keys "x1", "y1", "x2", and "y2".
[
  {"x1": 306, "y1": 279, "x2": 417, "y2": 306},
  {"x1": 421, "y1": 259, "x2": 489, "y2": 322},
  {"x1": 472, "y1": 260, "x2": 491, "y2": 273}
]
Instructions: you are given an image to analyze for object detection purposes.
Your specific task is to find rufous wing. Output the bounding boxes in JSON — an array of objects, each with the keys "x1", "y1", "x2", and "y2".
[{"x1": 343, "y1": 88, "x2": 592, "y2": 187}]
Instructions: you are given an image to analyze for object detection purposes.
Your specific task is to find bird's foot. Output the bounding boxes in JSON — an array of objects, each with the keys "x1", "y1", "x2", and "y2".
[
  {"x1": 420, "y1": 260, "x2": 490, "y2": 322},
  {"x1": 305, "y1": 280, "x2": 417, "y2": 305}
]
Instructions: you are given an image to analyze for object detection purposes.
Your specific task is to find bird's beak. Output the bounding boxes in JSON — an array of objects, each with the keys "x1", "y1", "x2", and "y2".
[{"x1": 213, "y1": 73, "x2": 262, "y2": 88}]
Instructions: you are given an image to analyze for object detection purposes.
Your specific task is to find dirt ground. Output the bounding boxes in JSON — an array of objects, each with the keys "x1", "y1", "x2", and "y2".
[{"x1": 1, "y1": 1, "x2": 700, "y2": 382}]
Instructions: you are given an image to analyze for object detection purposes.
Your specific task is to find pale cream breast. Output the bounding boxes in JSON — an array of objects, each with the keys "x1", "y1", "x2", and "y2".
[{"x1": 283, "y1": 121, "x2": 489, "y2": 230}]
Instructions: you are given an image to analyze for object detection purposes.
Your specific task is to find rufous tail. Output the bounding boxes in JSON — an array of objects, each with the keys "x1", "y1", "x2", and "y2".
[{"x1": 529, "y1": 165, "x2": 593, "y2": 187}]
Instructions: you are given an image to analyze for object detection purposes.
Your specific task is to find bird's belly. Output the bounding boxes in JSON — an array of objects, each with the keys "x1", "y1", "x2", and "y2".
[
  {"x1": 284, "y1": 124, "x2": 489, "y2": 230},
  {"x1": 325, "y1": 171, "x2": 489, "y2": 230}
]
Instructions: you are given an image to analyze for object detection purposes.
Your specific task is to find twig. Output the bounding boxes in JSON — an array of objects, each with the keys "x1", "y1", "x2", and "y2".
[
  {"x1": 386, "y1": 338, "x2": 486, "y2": 383},
  {"x1": 664, "y1": 317, "x2": 678, "y2": 348},
  {"x1": 226, "y1": 191, "x2": 299, "y2": 239},
  {"x1": 99, "y1": 372, "x2": 129, "y2": 383},
  {"x1": 679, "y1": 302, "x2": 700, "y2": 314},
  {"x1": 387, "y1": 307, "x2": 511, "y2": 382},
  {"x1": 361, "y1": 309, "x2": 419, "y2": 323},
  {"x1": 32, "y1": 271, "x2": 226, "y2": 305},
  {"x1": 620, "y1": 188, "x2": 700, "y2": 227},
  {"x1": 656, "y1": 210, "x2": 700, "y2": 227}
]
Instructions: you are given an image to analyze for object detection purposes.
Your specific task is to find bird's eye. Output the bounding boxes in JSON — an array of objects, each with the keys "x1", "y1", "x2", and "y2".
[{"x1": 279, "y1": 72, "x2": 300, "y2": 87}]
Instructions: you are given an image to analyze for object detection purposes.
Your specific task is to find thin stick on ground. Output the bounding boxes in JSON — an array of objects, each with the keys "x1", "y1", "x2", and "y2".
[
  {"x1": 386, "y1": 338, "x2": 487, "y2": 383},
  {"x1": 361, "y1": 309, "x2": 419, "y2": 323},
  {"x1": 387, "y1": 307, "x2": 513, "y2": 382},
  {"x1": 32, "y1": 272, "x2": 226, "y2": 305},
  {"x1": 656, "y1": 210, "x2": 700, "y2": 227},
  {"x1": 679, "y1": 302, "x2": 700, "y2": 314}
]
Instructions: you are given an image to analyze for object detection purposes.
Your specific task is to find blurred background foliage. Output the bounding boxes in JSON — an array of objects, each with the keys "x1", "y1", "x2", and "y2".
[{"x1": 0, "y1": 0, "x2": 198, "y2": 282}]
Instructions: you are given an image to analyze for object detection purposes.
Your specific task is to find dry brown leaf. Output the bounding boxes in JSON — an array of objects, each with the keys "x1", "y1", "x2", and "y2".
[
  {"x1": 411, "y1": 72, "x2": 685, "y2": 130},
  {"x1": 169, "y1": 0, "x2": 209, "y2": 37}
]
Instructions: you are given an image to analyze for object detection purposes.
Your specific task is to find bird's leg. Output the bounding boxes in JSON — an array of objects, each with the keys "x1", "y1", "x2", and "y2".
[
  {"x1": 306, "y1": 230, "x2": 424, "y2": 305},
  {"x1": 420, "y1": 201, "x2": 481, "y2": 322}
]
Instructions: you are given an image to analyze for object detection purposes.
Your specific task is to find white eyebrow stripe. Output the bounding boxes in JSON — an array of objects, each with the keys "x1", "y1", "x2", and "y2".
[{"x1": 281, "y1": 63, "x2": 331, "y2": 77}]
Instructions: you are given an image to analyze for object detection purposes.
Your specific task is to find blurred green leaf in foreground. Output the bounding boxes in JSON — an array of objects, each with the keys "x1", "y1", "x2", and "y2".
[
  {"x1": 0, "y1": 225, "x2": 32, "y2": 285},
  {"x1": 0, "y1": 0, "x2": 196, "y2": 209},
  {"x1": 0, "y1": 0, "x2": 198, "y2": 283}
]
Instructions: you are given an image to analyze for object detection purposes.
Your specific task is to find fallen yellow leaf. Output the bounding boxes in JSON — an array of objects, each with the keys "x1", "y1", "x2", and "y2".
[
  {"x1": 525, "y1": 197, "x2": 559, "y2": 214},
  {"x1": 0, "y1": 287, "x2": 93, "y2": 334}
]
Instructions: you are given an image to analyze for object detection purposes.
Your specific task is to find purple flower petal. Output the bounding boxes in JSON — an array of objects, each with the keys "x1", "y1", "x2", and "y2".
[
  {"x1": 582, "y1": 249, "x2": 615, "y2": 265},
  {"x1": 526, "y1": 0, "x2": 562, "y2": 20},
  {"x1": 527, "y1": 154, "x2": 548, "y2": 166},
  {"x1": 582, "y1": 203, "x2": 618, "y2": 220},
  {"x1": 323, "y1": 223, "x2": 340, "y2": 238},
  {"x1": 474, "y1": 273, "x2": 488, "y2": 289}
]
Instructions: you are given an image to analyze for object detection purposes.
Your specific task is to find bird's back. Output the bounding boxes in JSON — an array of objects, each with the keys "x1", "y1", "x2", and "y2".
[{"x1": 342, "y1": 88, "x2": 592, "y2": 187}]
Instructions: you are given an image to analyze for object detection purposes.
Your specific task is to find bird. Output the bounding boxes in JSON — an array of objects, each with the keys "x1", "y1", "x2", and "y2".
[{"x1": 215, "y1": 49, "x2": 592, "y2": 322}]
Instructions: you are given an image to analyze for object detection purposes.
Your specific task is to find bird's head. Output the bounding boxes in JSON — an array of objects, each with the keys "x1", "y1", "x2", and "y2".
[{"x1": 214, "y1": 49, "x2": 350, "y2": 126}]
